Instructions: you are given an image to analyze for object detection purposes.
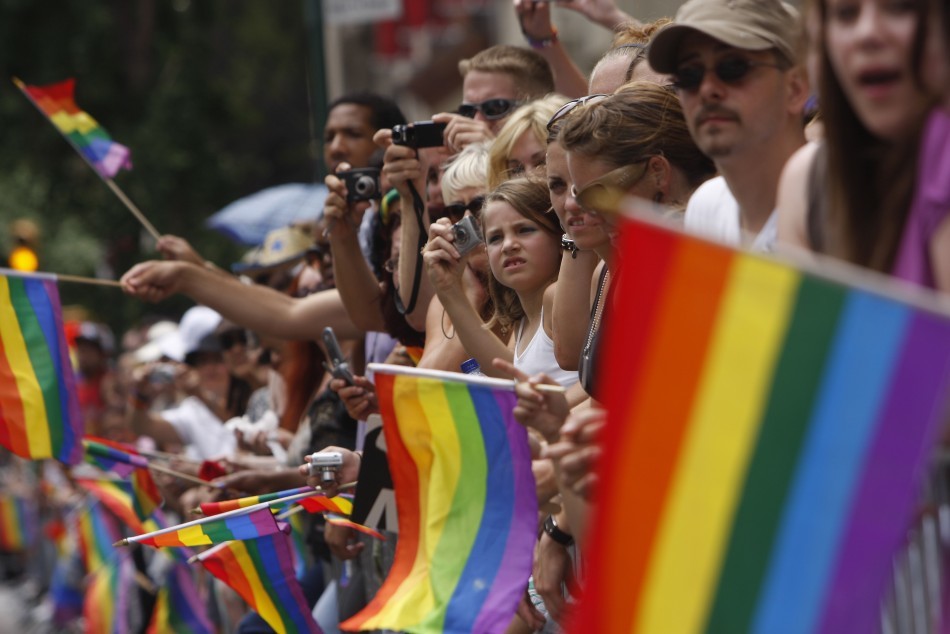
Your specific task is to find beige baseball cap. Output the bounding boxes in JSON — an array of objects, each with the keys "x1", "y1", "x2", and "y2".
[{"x1": 648, "y1": 0, "x2": 801, "y2": 74}]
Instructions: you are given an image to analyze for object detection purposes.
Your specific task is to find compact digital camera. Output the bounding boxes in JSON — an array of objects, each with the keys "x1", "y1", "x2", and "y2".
[
  {"x1": 391, "y1": 121, "x2": 447, "y2": 149},
  {"x1": 308, "y1": 450, "x2": 344, "y2": 484},
  {"x1": 340, "y1": 167, "x2": 381, "y2": 203},
  {"x1": 452, "y1": 215, "x2": 483, "y2": 256}
]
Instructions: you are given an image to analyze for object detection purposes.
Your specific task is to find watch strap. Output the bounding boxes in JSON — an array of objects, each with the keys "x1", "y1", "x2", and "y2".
[{"x1": 543, "y1": 514, "x2": 574, "y2": 547}]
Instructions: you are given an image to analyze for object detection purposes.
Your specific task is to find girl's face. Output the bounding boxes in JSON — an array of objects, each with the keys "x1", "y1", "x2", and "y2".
[
  {"x1": 507, "y1": 130, "x2": 547, "y2": 177},
  {"x1": 825, "y1": 0, "x2": 930, "y2": 140},
  {"x1": 482, "y1": 201, "x2": 561, "y2": 293},
  {"x1": 546, "y1": 142, "x2": 571, "y2": 227}
]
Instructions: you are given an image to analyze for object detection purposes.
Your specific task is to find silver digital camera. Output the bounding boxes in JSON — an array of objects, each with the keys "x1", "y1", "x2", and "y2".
[
  {"x1": 452, "y1": 215, "x2": 483, "y2": 256},
  {"x1": 308, "y1": 450, "x2": 344, "y2": 485}
]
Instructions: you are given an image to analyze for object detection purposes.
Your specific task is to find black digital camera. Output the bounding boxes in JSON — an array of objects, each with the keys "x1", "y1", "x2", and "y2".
[
  {"x1": 391, "y1": 121, "x2": 447, "y2": 149},
  {"x1": 452, "y1": 215, "x2": 483, "y2": 256},
  {"x1": 340, "y1": 167, "x2": 381, "y2": 203}
]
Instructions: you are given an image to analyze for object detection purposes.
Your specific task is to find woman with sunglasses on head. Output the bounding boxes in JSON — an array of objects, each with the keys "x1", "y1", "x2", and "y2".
[
  {"x1": 777, "y1": 0, "x2": 950, "y2": 293},
  {"x1": 487, "y1": 95, "x2": 566, "y2": 189},
  {"x1": 556, "y1": 83, "x2": 716, "y2": 391}
]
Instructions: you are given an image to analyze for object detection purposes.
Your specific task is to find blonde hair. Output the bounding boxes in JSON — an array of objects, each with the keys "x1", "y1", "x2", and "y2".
[
  {"x1": 482, "y1": 176, "x2": 561, "y2": 332},
  {"x1": 487, "y1": 95, "x2": 565, "y2": 189},
  {"x1": 459, "y1": 45, "x2": 555, "y2": 100},
  {"x1": 590, "y1": 18, "x2": 673, "y2": 84},
  {"x1": 441, "y1": 142, "x2": 490, "y2": 204}
]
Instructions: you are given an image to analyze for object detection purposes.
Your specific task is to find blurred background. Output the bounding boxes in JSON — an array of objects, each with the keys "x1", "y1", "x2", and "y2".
[{"x1": 0, "y1": 0, "x2": 680, "y2": 331}]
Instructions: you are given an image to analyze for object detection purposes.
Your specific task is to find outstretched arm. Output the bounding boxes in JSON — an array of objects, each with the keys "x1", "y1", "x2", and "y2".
[
  {"x1": 514, "y1": 0, "x2": 589, "y2": 99},
  {"x1": 121, "y1": 260, "x2": 362, "y2": 341}
]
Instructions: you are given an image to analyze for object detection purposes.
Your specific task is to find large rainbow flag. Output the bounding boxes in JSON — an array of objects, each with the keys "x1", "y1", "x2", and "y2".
[
  {"x1": 15, "y1": 78, "x2": 132, "y2": 179},
  {"x1": 197, "y1": 530, "x2": 321, "y2": 634},
  {"x1": 572, "y1": 217, "x2": 950, "y2": 634},
  {"x1": 0, "y1": 270, "x2": 83, "y2": 464},
  {"x1": 342, "y1": 365, "x2": 538, "y2": 633}
]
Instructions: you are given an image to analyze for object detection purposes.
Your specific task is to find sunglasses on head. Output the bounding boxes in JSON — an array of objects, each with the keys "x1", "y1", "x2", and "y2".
[
  {"x1": 571, "y1": 162, "x2": 648, "y2": 214},
  {"x1": 546, "y1": 94, "x2": 608, "y2": 132},
  {"x1": 444, "y1": 196, "x2": 485, "y2": 222},
  {"x1": 457, "y1": 99, "x2": 521, "y2": 121},
  {"x1": 672, "y1": 57, "x2": 784, "y2": 92}
]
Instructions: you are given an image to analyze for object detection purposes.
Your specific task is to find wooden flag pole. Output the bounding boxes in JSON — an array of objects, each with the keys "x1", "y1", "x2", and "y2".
[
  {"x1": 54, "y1": 273, "x2": 123, "y2": 288},
  {"x1": 103, "y1": 178, "x2": 162, "y2": 241},
  {"x1": 147, "y1": 462, "x2": 223, "y2": 489}
]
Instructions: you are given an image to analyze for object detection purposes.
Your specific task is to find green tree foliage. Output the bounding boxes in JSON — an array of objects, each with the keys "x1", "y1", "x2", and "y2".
[{"x1": 0, "y1": 0, "x2": 318, "y2": 334}]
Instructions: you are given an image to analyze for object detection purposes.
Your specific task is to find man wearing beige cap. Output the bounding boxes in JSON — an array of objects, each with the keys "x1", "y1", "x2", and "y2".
[{"x1": 648, "y1": 0, "x2": 808, "y2": 250}]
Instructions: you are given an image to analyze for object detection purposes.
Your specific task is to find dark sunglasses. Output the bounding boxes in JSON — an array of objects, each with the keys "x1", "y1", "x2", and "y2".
[
  {"x1": 444, "y1": 196, "x2": 485, "y2": 221},
  {"x1": 546, "y1": 94, "x2": 608, "y2": 132},
  {"x1": 217, "y1": 329, "x2": 248, "y2": 350},
  {"x1": 457, "y1": 99, "x2": 521, "y2": 121},
  {"x1": 672, "y1": 57, "x2": 783, "y2": 92}
]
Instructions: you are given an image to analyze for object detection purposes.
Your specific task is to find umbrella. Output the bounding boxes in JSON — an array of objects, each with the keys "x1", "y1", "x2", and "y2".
[{"x1": 205, "y1": 183, "x2": 328, "y2": 245}]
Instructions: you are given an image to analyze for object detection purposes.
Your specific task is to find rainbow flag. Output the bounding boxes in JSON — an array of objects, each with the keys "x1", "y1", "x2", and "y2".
[
  {"x1": 77, "y1": 502, "x2": 123, "y2": 574},
  {"x1": 82, "y1": 441, "x2": 163, "y2": 519},
  {"x1": 126, "y1": 506, "x2": 282, "y2": 548},
  {"x1": 147, "y1": 561, "x2": 214, "y2": 634},
  {"x1": 197, "y1": 531, "x2": 321, "y2": 634},
  {"x1": 198, "y1": 487, "x2": 351, "y2": 516},
  {"x1": 326, "y1": 515, "x2": 385, "y2": 541},
  {"x1": 84, "y1": 556, "x2": 133, "y2": 634},
  {"x1": 342, "y1": 366, "x2": 538, "y2": 633},
  {"x1": 77, "y1": 479, "x2": 150, "y2": 532},
  {"x1": 0, "y1": 494, "x2": 37, "y2": 552},
  {"x1": 84, "y1": 437, "x2": 150, "y2": 476},
  {"x1": 15, "y1": 78, "x2": 132, "y2": 179},
  {"x1": 573, "y1": 217, "x2": 950, "y2": 634},
  {"x1": 0, "y1": 271, "x2": 83, "y2": 464}
]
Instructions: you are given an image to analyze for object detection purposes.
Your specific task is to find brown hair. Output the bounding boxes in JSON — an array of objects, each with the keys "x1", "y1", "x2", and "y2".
[
  {"x1": 810, "y1": 0, "x2": 932, "y2": 271},
  {"x1": 459, "y1": 45, "x2": 555, "y2": 100},
  {"x1": 482, "y1": 176, "x2": 561, "y2": 332},
  {"x1": 558, "y1": 82, "x2": 716, "y2": 189},
  {"x1": 607, "y1": 18, "x2": 673, "y2": 82}
]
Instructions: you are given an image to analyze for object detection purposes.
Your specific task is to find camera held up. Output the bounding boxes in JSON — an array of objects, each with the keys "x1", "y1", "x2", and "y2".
[
  {"x1": 452, "y1": 215, "x2": 483, "y2": 257},
  {"x1": 308, "y1": 450, "x2": 344, "y2": 485},
  {"x1": 391, "y1": 121, "x2": 447, "y2": 149},
  {"x1": 340, "y1": 167, "x2": 382, "y2": 203}
]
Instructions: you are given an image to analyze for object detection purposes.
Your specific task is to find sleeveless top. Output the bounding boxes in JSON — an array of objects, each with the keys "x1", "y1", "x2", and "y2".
[{"x1": 514, "y1": 308, "x2": 579, "y2": 388}]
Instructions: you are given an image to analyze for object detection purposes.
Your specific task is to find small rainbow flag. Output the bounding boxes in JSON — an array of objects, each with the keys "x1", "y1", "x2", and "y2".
[
  {"x1": 147, "y1": 562, "x2": 214, "y2": 634},
  {"x1": 197, "y1": 531, "x2": 322, "y2": 634},
  {"x1": 84, "y1": 556, "x2": 133, "y2": 634},
  {"x1": 198, "y1": 487, "x2": 351, "y2": 516},
  {"x1": 573, "y1": 217, "x2": 950, "y2": 634},
  {"x1": 77, "y1": 479, "x2": 150, "y2": 532},
  {"x1": 82, "y1": 440, "x2": 163, "y2": 519},
  {"x1": 77, "y1": 502, "x2": 123, "y2": 575},
  {"x1": 0, "y1": 271, "x2": 83, "y2": 464},
  {"x1": 15, "y1": 78, "x2": 132, "y2": 179},
  {"x1": 326, "y1": 515, "x2": 385, "y2": 541},
  {"x1": 124, "y1": 506, "x2": 282, "y2": 548},
  {"x1": 0, "y1": 494, "x2": 37, "y2": 552},
  {"x1": 342, "y1": 365, "x2": 538, "y2": 634}
]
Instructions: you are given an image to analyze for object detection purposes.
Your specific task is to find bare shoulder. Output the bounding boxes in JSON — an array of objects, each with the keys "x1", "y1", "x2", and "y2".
[{"x1": 776, "y1": 142, "x2": 821, "y2": 251}]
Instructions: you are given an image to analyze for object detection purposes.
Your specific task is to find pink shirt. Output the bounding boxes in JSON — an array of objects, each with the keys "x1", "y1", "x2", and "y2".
[{"x1": 892, "y1": 108, "x2": 950, "y2": 289}]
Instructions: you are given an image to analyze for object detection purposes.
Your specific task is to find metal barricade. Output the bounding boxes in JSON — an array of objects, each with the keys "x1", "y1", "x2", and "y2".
[{"x1": 881, "y1": 451, "x2": 950, "y2": 634}]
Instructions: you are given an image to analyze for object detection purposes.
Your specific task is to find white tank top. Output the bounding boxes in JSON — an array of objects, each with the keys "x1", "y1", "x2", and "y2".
[{"x1": 513, "y1": 309, "x2": 579, "y2": 388}]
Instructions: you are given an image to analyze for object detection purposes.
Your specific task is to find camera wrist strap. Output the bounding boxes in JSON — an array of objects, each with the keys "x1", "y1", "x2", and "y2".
[{"x1": 394, "y1": 180, "x2": 427, "y2": 315}]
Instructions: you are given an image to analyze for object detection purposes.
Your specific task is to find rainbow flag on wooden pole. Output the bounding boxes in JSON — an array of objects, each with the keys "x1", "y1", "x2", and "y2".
[
  {"x1": 572, "y1": 215, "x2": 950, "y2": 634},
  {"x1": 14, "y1": 77, "x2": 161, "y2": 240},
  {"x1": 342, "y1": 365, "x2": 538, "y2": 634},
  {"x1": 0, "y1": 269, "x2": 83, "y2": 464}
]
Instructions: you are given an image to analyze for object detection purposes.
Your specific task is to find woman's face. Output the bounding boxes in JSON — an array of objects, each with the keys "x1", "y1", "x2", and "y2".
[
  {"x1": 482, "y1": 201, "x2": 561, "y2": 293},
  {"x1": 507, "y1": 129, "x2": 547, "y2": 177},
  {"x1": 825, "y1": 0, "x2": 930, "y2": 140},
  {"x1": 546, "y1": 142, "x2": 571, "y2": 228}
]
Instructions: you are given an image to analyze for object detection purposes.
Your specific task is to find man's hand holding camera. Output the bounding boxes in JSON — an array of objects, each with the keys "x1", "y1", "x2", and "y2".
[
  {"x1": 431, "y1": 112, "x2": 495, "y2": 153},
  {"x1": 324, "y1": 161, "x2": 377, "y2": 238}
]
